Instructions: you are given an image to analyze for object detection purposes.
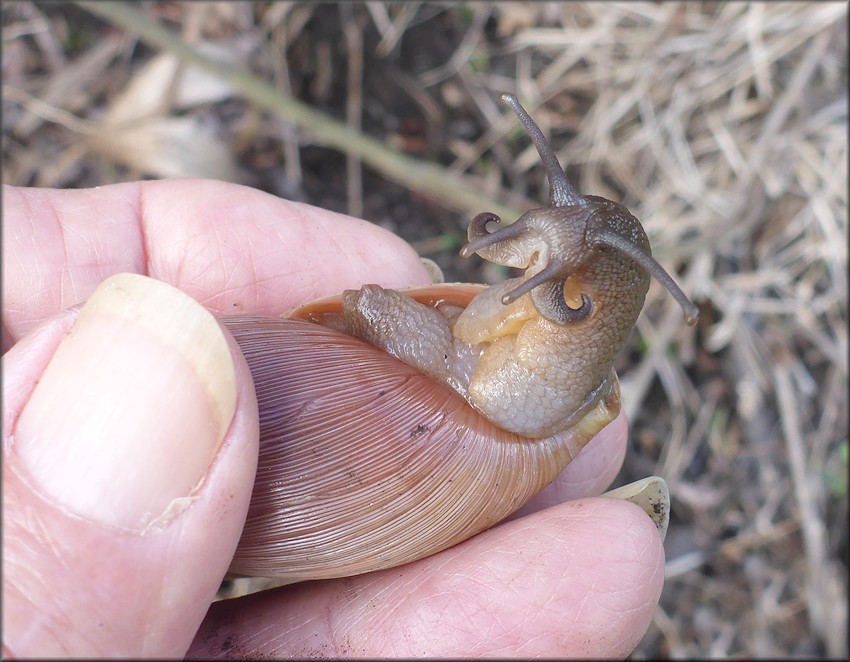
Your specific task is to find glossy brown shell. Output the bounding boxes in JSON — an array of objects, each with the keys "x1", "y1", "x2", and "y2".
[{"x1": 222, "y1": 285, "x2": 620, "y2": 582}]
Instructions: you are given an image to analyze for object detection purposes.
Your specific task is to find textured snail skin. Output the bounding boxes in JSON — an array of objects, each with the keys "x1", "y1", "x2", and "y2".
[
  {"x1": 223, "y1": 94, "x2": 697, "y2": 581},
  {"x1": 450, "y1": 201, "x2": 652, "y2": 438}
]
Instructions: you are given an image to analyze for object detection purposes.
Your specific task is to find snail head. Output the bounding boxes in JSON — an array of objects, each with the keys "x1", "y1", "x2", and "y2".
[{"x1": 461, "y1": 93, "x2": 699, "y2": 327}]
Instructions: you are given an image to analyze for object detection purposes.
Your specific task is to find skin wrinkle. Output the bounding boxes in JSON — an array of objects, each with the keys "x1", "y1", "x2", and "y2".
[
  {"x1": 480, "y1": 556, "x2": 543, "y2": 651},
  {"x1": 391, "y1": 548, "x2": 514, "y2": 655},
  {"x1": 519, "y1": 504, "x2": 653, "y2": 651},
  {"x1": 488, "y1": 581, "x2": 532, "y2": 650},
  {"x1": 152, "y1": 188, "x2": 225, "y2": 304},
  {"x1": 364, "y1": 568, "x2": 443, "y2": 653},
  {"x1": 338, "y1": 579, "x2": 386, "y2": 637},
  {"x1": 4, "y1": 188, "x2": 30, "y2": 334},
  {"x1": 216, "y1": 218, "x2": 274, "y2": 311},
  {"x1": 168, "y1": 221, "x2": 224, "y2": 301},
  {"x1": 328, "y1": 582, "x2": 367, "y2": 658},
  {"x1": 499, "y1": 535, "x2": 573, "y2": 649},
  {"x1": 75, "y1": 195, "x2": 107, "y2": 285},
  {"x1": 144, "y1": 185, "x2": 228, "y2": 304},
  {"x1": 41, "y1": 195, "x2": 67, "y2": 318},
  {"x1": 239, "y1": 204, "x2": 307, "y2": 307},
  {"x1": 325, "y1": 224, "x2": 361, "y2": 295},
  {"x1": 133, "y1": 183, "x2": 152, "y2": 279},
  {"x1": 272, "y1": 202, "x2": 315, "y2": 305},
  {"x1": 240, "y1": 245, "x2": 297, "y2": 310},
  {"x1": 310, "y1": 209, "x2": 416, "y2": 301},
  {"x1": 103, "y1": 184, "x2": 147, "y2": 283},
  {"x1": 160, "y1": 189, "x2": 319, "y2": 312},
  {"x1": 234, "y1": 214, "x2": 303, "y2": 312},
  {"x1": 5, "y1": 184, "x2": 148, "y2": 341},
  {"x1": 292, "y1": 218, "x2": 351, "y2": 303},
  {"x1": 10, "y1": 449, "x2": 78, "y2": 583},
  {"x1": 56, "y1": 187, "x2": 143, "y2": 310},
  {"x1": 20, "y1": 191, "x2": 46, "y2": 320},
  {"x1": 361, "y1": 573, "x2": 422, "y2": 642},
  {"x1": 206, "y1": 226, "x2": 242, "y2": 309},
  {"x1": 270, "y1": 592, "x2": 327, "y2": 655},
  {"x1": 25, "y1": 197, "x2": 68, "y2": 334},
  {"x1": 302, "y1": 585, "x2": 352, "y2": 658},
  {"x1": 554, "y1": 506, "x2": 655, "y2": 644},
  {"x1": 465, "y1": 603, "x2": 507, "y2": 657},
  {"x1": 230, "y1": 617, "x2": 269, "y2": 656},
  {"x1": 360, "y1": 557, "x2": 462, "y2": 656},
  {"x1": 252, "y1": 253, "x2": 303, "y2": 311},
  {"x1": 233, "y1": 588, "x2": 313, "y2": 656},
  {"x1": 241, "y1": 251, "x2": 267, "y2": 313},
  {"x1": 465, "y1": 557, "x2": 527, "y2": 642},
  {"x1": 10, "y1": 493, "x2": 90, "y2": 655}
]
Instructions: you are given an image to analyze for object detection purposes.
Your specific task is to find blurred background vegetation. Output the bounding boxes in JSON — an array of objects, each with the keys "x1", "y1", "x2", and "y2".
[{"x1": 3, "y1": 2, "x2": 847, "y2": 657}]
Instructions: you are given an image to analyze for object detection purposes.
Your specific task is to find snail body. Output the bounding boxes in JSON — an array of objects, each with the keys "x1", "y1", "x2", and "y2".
[{"x1": 225, "y1": 94, "x2": 697, "y2": 581}]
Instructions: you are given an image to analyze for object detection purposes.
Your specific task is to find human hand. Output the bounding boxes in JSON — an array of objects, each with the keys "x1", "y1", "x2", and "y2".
[{"x1": 3, "y1": 180, "x2": 664, "y2": 657}]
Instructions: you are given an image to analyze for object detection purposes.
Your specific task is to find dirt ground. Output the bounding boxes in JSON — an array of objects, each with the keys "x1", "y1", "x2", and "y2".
[{"x1": 3, "y1": 2, "x2": 847, "y2": 658}]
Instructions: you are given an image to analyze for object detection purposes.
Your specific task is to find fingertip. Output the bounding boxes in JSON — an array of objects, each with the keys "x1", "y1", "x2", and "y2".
[
  {"x1": 473, "y1": 498, "x2": 665, "y2": 657},
  {"x1": 442, "y1": 497, "x2": 665, "y2": 657},
  {"x1": 15, "y1": 274, "x2": 238, "y2": 530},
  {"x1": 531, "y1": 497, "x2": 666, "y2": 657},
  {"x1": 3, "y1": 275, "x2": 259, "y2": 657}
]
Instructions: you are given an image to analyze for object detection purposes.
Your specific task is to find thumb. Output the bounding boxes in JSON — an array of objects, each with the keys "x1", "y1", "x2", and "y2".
[{"x1": 2, "y1": 273, "x2": 258, "y2": 657}]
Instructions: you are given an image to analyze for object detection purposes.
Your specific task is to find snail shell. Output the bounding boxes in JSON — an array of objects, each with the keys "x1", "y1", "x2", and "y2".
[
  {"x1": 222, "y1": 293, "x2": 619, "y2": 582},
  {"x1": 223, "y1": 94, "x2": 697, "y2": 582}
]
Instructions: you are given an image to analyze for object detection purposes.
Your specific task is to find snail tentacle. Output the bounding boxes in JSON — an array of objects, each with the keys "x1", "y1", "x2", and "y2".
[
  {"x1": 500, "y1": 259, "x2": 569, "y2": 306},
  {"x1": 460, "y1": 213, "x2": 528, "y2": 259},
  {"x1": 501, "y1": 93, "x2": 585, "y2": 209},
  {"x1": 463, "y1": 212, "x2": 503, "y2": 250}
]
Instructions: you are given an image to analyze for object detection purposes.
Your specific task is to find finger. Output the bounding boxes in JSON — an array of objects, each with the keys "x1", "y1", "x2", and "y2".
[
  {"x1": 510, "y1": 412, "x2": 629, "y2": 519},
  {"x1": 188, "y1": 498, "x2": 664, "y2": 658},
  {"x1": 2, "y1": 180, "x2": 431, "y2": 345},
  {"x1": 2, "y1": 274, "x2": 258, "y2": 657}
]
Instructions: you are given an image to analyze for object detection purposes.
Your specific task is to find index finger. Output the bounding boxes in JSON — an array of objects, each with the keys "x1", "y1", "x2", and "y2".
[{"x1": 2, "y1": 179, "x2": 432, "y2": 346}]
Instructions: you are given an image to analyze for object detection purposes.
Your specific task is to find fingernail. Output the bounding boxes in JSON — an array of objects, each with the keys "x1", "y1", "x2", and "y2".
[
  {"x1": 14, "y1": 273, "x2": 237, "y2": 531},
  {"x1": 603, "y1": 476, "x2": 670, "y2": 542},
  {"x1": 420, "y1": 257, "x2": 444, "y2": 284}
]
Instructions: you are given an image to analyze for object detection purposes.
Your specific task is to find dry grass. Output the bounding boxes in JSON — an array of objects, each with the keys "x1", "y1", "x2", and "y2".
[{"x1": 3, "y1": 2, "x2": 847, "y2": 657}]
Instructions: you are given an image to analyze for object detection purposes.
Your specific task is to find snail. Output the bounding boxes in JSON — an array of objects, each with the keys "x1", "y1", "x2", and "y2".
[{"x1": 221, "y1": 94, "x2": 698, "y2": 582}]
